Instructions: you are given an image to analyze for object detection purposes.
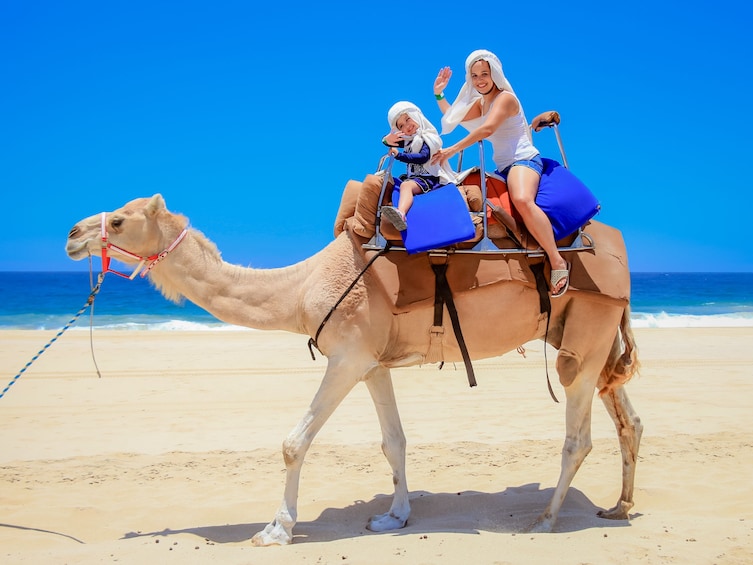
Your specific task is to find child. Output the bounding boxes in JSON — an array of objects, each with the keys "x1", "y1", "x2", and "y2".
[{"x1": 380, "y1": 101, "x2": 456, "y2": 231}]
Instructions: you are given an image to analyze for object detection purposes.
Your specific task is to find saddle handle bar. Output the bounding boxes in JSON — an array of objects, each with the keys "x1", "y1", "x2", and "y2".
[
  {"x1": 530, "y1": 110, "x2": 561, "y2": 132},
  {"x1": 530, "y1": 110, "x2": 569, "y2": 169}
]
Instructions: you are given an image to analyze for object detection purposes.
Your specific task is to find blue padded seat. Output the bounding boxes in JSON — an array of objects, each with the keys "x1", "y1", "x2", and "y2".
[
  {"x1": 537, "y1": 158, "x2": 600, "y2": 241},
  {"x1": 390, "y1": 181, "x2": 475, "y2": 254}
]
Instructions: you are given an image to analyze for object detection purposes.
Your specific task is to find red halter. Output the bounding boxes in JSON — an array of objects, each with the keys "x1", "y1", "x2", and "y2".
[{"x1": 99, "y1": 212, "x2": 188, "y2": 279}]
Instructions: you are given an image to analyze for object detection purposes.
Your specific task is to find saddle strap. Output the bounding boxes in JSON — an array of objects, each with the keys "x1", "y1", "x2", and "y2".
[
  {"x1": 308, "y1": 242, "x2": 392, "y2": 360},
  {"x1": 432, "y1": 262, "x2": 477, "y2": 387},
  {"x1": 529, "y1": 261, "x2": 559, "y2": 403}
]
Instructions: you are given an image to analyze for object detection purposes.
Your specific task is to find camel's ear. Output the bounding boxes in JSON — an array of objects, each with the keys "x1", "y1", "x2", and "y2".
[{"x1": 146, "y1": 194, "x2": 166, "y2": 217}]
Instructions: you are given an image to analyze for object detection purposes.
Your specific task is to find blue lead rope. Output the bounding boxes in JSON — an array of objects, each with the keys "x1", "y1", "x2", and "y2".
[{"x1": 0, "y1": 274, "x2": 105, "y2": 401}]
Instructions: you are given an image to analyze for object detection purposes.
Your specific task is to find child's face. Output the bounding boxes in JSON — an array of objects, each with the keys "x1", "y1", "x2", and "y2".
[{"x1": 395, "y1": 114, "x2": 418, "y2": 136}]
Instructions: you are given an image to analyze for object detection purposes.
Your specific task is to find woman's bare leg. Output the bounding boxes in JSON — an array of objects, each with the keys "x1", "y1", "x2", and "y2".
[{"x1": 507, "y1": 165, "x2": 568, "y2": 293}]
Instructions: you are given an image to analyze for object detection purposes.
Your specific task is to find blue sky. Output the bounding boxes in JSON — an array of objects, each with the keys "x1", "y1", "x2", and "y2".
[{"x1": 3, "y1": 1, "x2": 751, "y2": 272}]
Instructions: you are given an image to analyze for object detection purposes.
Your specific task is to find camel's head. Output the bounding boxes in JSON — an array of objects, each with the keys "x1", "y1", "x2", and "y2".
[{"x1": 66, "y1": 194, "x2": 171, "y2": 263}]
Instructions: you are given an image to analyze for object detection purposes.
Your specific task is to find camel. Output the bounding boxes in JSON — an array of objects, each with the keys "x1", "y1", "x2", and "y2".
[{"x1": 65, "y1": 193, "x2": 643, "y2": 546}]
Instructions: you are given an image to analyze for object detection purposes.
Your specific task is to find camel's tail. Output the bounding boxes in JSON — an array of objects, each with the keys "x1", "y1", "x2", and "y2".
[{"x1": 598, "y1": 304, "x2": 640, "y2": 396}]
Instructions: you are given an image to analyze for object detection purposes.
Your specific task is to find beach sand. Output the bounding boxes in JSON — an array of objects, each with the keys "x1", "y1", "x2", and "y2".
[{"x1": 1, "y1": 327, "x2": 752, "y2": 564}]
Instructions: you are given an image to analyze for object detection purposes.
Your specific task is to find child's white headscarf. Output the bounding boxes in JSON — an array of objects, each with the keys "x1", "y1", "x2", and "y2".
[
  {"x1": 440, "y1": 49, "x2": 515, "y2": 135},
  {"x1": 388, "y1": 101, "x2": 457, "y2": 184}
]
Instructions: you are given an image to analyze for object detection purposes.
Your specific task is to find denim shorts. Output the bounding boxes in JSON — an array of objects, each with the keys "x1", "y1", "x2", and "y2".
[{"x1": 495, "y1": 154, "x2": 543, "y2": 181}]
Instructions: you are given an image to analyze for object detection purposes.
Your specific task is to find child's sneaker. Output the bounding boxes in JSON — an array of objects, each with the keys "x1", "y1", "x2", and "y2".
[{"x1": 381, "y1": 206, "x2": 407, "y2": 231}]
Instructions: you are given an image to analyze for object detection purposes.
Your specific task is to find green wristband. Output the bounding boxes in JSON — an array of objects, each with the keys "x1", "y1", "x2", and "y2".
[{"x1": 435, "y1": 92, "x2": 445, "y2": 101}]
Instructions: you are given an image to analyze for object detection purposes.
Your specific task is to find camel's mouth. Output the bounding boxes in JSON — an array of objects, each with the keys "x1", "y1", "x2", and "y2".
[
  {"x1": 66, "y1": 221, "x2": 100, "y2": 261},
  {"x1": 65, "y1": 238, "x2": 92, "y2": 261}
]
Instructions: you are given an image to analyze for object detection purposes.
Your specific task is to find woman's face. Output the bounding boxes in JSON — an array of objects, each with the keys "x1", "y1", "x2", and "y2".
[
  {"x1": 470, "y1": 60, "x2": 495, "y2": 95},
  {"x1": 395, "y1": 114, "x2": 418, "y2": 136}
]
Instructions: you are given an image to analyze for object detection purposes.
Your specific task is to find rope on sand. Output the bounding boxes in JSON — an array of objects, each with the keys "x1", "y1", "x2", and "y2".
[{"x1": 0, "y1": 274, "x2": 104, "y2": 401}]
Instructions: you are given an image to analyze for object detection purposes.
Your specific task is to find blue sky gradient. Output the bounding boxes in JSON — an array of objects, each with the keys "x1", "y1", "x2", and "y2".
[{"x1": 3, "y1": 1, "x2": 751, "y2": 272}]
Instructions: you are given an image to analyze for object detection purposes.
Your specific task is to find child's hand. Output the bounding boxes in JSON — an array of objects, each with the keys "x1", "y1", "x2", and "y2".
[
  {"x1": 383, "y1": 131, "x2": 404, "y2": 146},
  {"x1": 389, "y1": 147, "x2": 398, "y2": 156}
]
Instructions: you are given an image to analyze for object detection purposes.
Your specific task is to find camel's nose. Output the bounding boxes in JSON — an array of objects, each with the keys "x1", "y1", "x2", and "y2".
[{"x1": 68, "y1": 225, "x2": 80, "y2": 239}]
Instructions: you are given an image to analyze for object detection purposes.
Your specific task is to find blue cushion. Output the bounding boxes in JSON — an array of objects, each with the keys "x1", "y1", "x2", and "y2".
[
  {"x1": 537, "y1": 158, "x2": 600, "y2": 241},
  {"x1": 390, "y1": 182, "x2": 475, "y2": 254}
]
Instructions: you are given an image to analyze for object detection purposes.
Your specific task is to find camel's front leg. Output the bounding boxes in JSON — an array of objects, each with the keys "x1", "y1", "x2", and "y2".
[
  {"x1": 251, "y1": 355, "x2": 371, "y2": 546},
  {"x1": 364, "y1": 366, "x2": 410, "y2": 532},
  {"x1": 598, "y1": 385, "x2": 643, "y2": 520}
]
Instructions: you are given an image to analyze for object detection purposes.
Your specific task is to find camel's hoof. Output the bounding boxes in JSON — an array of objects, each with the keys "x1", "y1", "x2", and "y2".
[
  {"x1": 527, "y1": 513, "x2": 555, "y2": 533},
  {"x1": 597, "y1": 500, "x2": 633, "y2": 521},
  {"x1": 367, "y1": 511, "x2": 408, "y2": 532},
  {"x1": 251, "y1": 521, "x2": 292, "y2": 546}
]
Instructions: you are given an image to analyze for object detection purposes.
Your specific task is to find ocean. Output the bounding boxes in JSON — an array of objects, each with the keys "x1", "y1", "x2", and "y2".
[{"x1": 0, "y1": 271, "x2": 751, "y2": 331}]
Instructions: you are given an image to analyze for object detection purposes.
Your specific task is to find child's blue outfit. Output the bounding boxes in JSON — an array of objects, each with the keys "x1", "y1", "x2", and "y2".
[{"x1": 382, "y1": 139, "x2": 442, "y2": 193}]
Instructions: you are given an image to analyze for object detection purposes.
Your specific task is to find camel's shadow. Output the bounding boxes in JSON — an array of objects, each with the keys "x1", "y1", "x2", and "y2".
[{"x1": 121, "y1": 483, "x2": 637, "y2": 545}]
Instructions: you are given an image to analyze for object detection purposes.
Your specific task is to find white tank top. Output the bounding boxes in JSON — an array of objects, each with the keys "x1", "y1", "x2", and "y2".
[{"x1": 462, "y1": 94, "x2": 539, "y2": 171}]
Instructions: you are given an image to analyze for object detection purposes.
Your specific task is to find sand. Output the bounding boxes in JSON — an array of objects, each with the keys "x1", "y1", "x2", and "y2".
[{"x1": 1, "y1": 327, "x2": 752, "y2": 564}]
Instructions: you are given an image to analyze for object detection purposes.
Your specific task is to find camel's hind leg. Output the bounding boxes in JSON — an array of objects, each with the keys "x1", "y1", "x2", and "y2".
[
  {"x1": 598, "y1": 385, "x2": 643, "y2": 519},
  {"x1": 529, "y1": 367, "x2": 598, "y2": 532},
  {"x1": 251, "y1": 355, "x2": 374, "y2": 546},
  {"x1": 363, "y1": 366, "x2": 410, "y2": 532},
  {"x1": 529, "y1": 302, "x2": 623, "y2": 532}
]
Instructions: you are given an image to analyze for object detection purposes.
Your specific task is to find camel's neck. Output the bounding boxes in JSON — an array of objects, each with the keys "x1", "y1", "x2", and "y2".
[{"x1": 148, "y1": 231, "x2": 312, "y2": 333}]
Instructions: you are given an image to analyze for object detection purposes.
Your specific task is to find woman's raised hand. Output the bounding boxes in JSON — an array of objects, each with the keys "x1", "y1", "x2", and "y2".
[{"x1": 434, "y1": 67, "x2": 452, "y2": 96}]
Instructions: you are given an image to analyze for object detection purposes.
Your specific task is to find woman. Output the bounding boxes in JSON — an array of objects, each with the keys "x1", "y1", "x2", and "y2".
[{"x1": 431, "y1": 49, "x2": 570, "y2": 297}]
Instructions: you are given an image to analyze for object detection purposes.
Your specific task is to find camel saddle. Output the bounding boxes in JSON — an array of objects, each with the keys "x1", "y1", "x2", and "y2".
[{"x1": 333, "y1": 173, "x2": 630, "y2": 312}]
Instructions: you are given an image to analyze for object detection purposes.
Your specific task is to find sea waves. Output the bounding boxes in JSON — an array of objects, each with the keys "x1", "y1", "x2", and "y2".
[
  {"x1": 2, "y1": 312, "x2": 751, "y2": 331},
  {"x1": 630, "y1": 311, "x2": 753, "y2": 328}
]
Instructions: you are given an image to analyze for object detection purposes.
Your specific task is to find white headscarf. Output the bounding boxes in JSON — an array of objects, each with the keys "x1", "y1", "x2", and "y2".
[
  {"x1": 387, "y1": 101, "x2": 457, "y2": 184},
  {"x1": 440, "y1": 49, "x2": 515, "y2": 135}
]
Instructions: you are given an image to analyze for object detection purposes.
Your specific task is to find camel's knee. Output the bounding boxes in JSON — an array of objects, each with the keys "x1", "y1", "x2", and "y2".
[
  {"x1": 381, "y1": 436, "x2": 406, "y2": 461},
  {"x1": 282, "y1": 436, "x2": 304, "y2": 467},
  {"x1": 563, "y1": 435, "x2": 592, "y2": 461},
  {"x1": 556, "y1": 348, "x2": 583, "y2": 388}
]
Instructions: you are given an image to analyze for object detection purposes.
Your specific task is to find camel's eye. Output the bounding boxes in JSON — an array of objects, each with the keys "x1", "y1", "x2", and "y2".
[{"x1": 111, "y1": 217, "x2": 124, "y2": 230}]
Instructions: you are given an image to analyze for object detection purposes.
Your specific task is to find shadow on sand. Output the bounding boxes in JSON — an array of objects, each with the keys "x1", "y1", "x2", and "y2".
[
  {"x1": 0, "y1": 522, "x2": 86, "y2": 544},
  {"x1": 121, "y1": 482, "x2": 637, "y2": 545}
]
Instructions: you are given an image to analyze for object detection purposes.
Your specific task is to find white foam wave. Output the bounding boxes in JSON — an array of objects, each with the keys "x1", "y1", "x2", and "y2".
[
  {"x1": 630, "y1": 312, "x2": 753, "y2": 328},
  {"x1": 17, "y1": 313, "x2": 753, "y2": 332},
  {"x1": 68, "y1": 320, "x2": 254, "y2": 331}
]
